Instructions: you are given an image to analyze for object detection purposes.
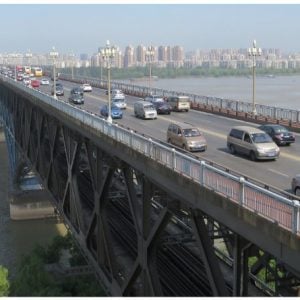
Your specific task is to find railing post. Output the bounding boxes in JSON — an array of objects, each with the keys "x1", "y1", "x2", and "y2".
[
  {"x1": 292, "y1": 201, "x2": 299, "y2": 234},
  {"x1": 148, "y1": 138, "x2": 153, "y2": 158},
  {"x1": 200, "y1": 160, "x2": 206, "y2": 186},
  {"x1": 171, "y1": 148, "x2": 176, "y2": 170},
  {"x1": 239, "y1": 176, "x2": 245, "y2": 205},
  {"x1": 130, "y1": 130, "x2": 133, "y2": 148}
]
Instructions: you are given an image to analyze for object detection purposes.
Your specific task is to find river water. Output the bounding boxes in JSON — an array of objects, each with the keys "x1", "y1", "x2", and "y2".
[
  {"x1": 1, "y1": 74, "x2": 300, "y2": 279},
  {"x1": 124, "y1": 75, "x2": 300, "y2": 110}
]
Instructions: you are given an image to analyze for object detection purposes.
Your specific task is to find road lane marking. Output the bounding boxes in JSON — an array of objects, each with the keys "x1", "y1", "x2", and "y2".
[{"x1": 268, "y1": 169, "x2": 289, "y2": 178}]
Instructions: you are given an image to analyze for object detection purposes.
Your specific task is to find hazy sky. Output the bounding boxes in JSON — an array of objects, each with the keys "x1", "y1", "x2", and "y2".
[{"x1": 1, "y1": 4, "x2": 300, "y2": 55}]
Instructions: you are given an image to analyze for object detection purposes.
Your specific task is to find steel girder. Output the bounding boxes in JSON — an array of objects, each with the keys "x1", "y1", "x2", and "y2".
[{"x1": 1, "y1": 85, "x2": 300, "y2": 296}]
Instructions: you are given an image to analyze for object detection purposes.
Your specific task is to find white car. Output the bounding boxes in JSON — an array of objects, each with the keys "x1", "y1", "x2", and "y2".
[
  {"x1": 112, "y1": 89, "x2": 125, "y2": 100},
  {"x1": 82, "y1": 83, "x2": 92, "y2": 92},
  {"x1": 112, "y1": 98, "x2": 127, "y2": 109},
  {"x1": 40, "y1": 78, "x2": 50, "y2": 85}
]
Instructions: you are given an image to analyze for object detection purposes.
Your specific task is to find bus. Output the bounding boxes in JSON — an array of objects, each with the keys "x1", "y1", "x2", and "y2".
[{"x1": 31, "y1": 67, "x2": 43, "y2": 77}]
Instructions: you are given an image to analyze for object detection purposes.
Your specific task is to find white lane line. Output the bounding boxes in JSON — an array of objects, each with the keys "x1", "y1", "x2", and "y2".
[{"x1": 268, "y1": 168, "x2": 289, "y2": 178}]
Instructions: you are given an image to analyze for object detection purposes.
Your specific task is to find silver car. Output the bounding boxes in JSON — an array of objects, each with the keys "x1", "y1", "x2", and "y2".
[{"x1": 291, "y1": 174, "x2": 300, "y2": 196}]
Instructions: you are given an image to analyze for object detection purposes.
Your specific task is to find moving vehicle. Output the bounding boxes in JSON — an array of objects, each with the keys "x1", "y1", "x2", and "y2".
[
  {"x1": 227, "y1": 126, "x2": 280, "y2": 161},
  {"x1": 144, "y1": 95, "x2": 164, "y2": 103},
  {"x1": 258, "y1": 124, "x2": 295, "y2": 146},
  {"x1": 51, "y1": 83, "x2": 64, "y2": 96},
  {"x1": 152, "y1": 101, "x2": 172, "y2": 114},
  {"x1": 134, "y1": 101, "x2": 157, "y2": 119},
  {"x1": 111, "y1": 89, "x2": 125, "y2": 100},
  {"x1": 70, "y1": 86, "x2": 84, "y2": 96},
  {"x1": 31, "y1": 67, "x2": 43, "y2": 77},
  {"x1": 31, "y1": 79, "x2": 40, "y2": 88},
  {"x1": 100, "y1": 104, "x2": 123, "y2": 119},
  {"x1": 112, "y1": 98, "x2": 127, "y2": 109},
  {"x1": 167, "y1": 122, "x2": 207, "y2": 152},
  {"x1": 69, "y1": 93, "x2": 84, "y2": 104},
  {"x1": 40, "y1": 78, "x2": 49, "y2": 85},
  {"x1": 291, "y1": 174, "x2": 300, "y2": 196},
  {"x1": 81, "y1": 83, "x2": 92, "y2": 92},
  {"x1": 166, "y1": 96, "x2": 190, "y2": 112}
]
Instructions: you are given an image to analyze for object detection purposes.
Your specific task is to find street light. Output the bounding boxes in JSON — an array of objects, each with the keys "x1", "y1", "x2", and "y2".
[
  {"x1": 11, "y1": 53, "x2": 18, "y2": 81},
  {"x1": 145, "y1": 46, "x2": 155, "y2": 95},
  {"x1": 50, "y1": 47, "x2": 59, "y2": 99},
  {"x1": 101, "y1": 40, "x2": 116, "y2": 124},
  {"x1": 248, "y1": 40, "x2": 262, "y2": 116},
  {"x1": 25, "y1": 50, "x2": 32, "y2": 76},
  {"x1": 70, "y1": 52, "x2": 75, "y2": 79}
]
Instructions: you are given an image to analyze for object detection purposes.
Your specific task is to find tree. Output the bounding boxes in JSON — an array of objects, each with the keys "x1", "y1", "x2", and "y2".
[{"x1": 0, "y1": 266, "x2": 10, "y2": 296}]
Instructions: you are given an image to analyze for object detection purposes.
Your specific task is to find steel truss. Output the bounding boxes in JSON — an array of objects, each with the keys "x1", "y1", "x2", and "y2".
[{"x1": 1, "y1": 85, "x2": 299, "y2": 296}]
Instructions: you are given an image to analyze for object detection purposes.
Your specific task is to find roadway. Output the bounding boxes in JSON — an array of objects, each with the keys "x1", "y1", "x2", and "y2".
[{"x1": 36, "y1": 78, "x2": 300, "y2": 193}]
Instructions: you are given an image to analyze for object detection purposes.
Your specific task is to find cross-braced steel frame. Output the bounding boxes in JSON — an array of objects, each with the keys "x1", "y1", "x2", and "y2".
[{"x1": 0, "y1": 82, "x2": 299, "y2": 296}]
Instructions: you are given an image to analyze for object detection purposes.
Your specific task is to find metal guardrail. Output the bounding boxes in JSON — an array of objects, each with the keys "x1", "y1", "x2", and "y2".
[
  {"x1": 59, "y1": 73, "x2": 300, "y2": 123},
  {"x1": 0, "y1": 75, "x2": 300, "y2": 236}
]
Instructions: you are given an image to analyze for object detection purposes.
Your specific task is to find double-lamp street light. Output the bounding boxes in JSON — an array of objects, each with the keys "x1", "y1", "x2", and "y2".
[
  {"x1": 50, "y1": 47, "x2": 59, "y2": 99},
  {"x1": 145, "y1": 46, "x2": 155, "y2": 95},
  {"x1": 101, "y1": 40, "x2": 116, "y2": 124},
  {"x1": 248, "y1": 40, "x2": 262, "y2": 116}
]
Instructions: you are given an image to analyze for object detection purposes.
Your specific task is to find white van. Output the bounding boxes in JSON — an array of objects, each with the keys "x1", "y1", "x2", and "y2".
[{"x1": 134, "y1": 101, "x2": 157, "y2": 120}]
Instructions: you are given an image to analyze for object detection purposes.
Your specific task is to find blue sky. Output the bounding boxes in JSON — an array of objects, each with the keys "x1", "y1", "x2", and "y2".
[{"x1": 1, "y1": 4, "x2": 300, "y2": 55}]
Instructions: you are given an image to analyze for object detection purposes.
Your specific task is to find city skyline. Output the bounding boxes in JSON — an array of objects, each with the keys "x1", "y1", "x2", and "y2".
[{"x1": 1, "y1": 4, "x2": 300, "y2": 55}]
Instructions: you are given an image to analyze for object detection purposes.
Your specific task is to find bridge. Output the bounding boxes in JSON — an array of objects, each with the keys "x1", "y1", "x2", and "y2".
[{"x1": 0, "y1": 74, "x2": 300, "y2": 296}]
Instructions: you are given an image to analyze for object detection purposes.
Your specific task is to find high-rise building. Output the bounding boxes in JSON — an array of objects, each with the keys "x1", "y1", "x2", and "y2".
[
  {"x1": 136, "y1": 45, "x2": 147, "y2": 66},
  {"x1": 124, "y1": 45, "x2": 135, "y2": 68}
]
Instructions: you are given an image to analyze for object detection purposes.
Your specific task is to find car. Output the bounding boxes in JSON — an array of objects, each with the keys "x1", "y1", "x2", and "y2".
[
  {"x1": 70, "y1": 86, "x2": 84, "y2": 96},
  {"x1": 291, "y1": 174, "x2": 300, "y2": 196},
  {"x1": 152, "y1": 101, "x2": 172, "y2": 114},
  {"x1": 31, "y1": 79, "x2": 40, "y2": 88},
  {"x1": 23, "y1": 78, "x2": 31, "y2": 86},
  {"x1": 227, "y1": 126, "x2": 280, "y2": 161},
  {"x1": 40, "y1": 78, "x2": 50, "y2": 85},
  {"x1": 258, "y1": 124, "x2": 295, "y2": 146},
  {"x1": 112, "y1": 98, "x2": 127, "y2": 109},
  {"x1": 144, "y1": 95, "x2": 164, "y2": 103},
  {"x1": 111, "y1": 89, "x2": 125, "y2": 100},
  {"x1": 167, "y1": 122, "x2": 207, "y2": 152},
  {"x1": 134, "y1": 101, "x2": 157, "y2": 119},
  {"x1": 51, "y1": 83, "x2": 64, "y2": 96},
  {"x1": 69, "y1": 93, "x2": 84, "y2": 104},
  {"x1": 81, "y1": 83, "x2": 92, "y2": 92},
  {"x1": 100, "y1": 104, "x2": 123, "y2": 119}
]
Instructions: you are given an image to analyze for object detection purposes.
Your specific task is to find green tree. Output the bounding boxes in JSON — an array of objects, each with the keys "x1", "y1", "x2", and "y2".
[{"x1": 0, "y1": 266, "x2": 9, "y2": 296}]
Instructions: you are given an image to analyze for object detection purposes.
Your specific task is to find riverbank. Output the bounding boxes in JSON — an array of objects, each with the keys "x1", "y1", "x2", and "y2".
[{"x1": 0, "y1": 128, "x2": 67, "y2": 278}]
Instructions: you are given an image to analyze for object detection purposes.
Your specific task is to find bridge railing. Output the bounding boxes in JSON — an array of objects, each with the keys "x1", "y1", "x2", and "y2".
[
  {"x1": 58, "y1": 73, "x2": 300, "y2": 124},
  {"x1": 1, "y1": 75, "x2": 300, "y2": 236}
]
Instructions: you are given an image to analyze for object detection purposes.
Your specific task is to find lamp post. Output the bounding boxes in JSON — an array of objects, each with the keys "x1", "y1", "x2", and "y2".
[
  {"x1": 101, "y1": 40, "x2": 116, "y2": 124},
  {"x1": 25, "y1": 50, "x2": 32, "y2": 76},
  {"x1": 248, "y1": 40, "x2": 262, "y2": 116},
  {"x1": 11, "y1": 53, "x2": 18, "y2": 81},
  {"x1": 50, "y1": 47, "x2": 59, "y2": 99},
  {"x1": 145, "y1": 46, "x2": 155, "y2": 95},
  {"x1": 70, "y1": 52, "x2": 75, "y2": 79}
]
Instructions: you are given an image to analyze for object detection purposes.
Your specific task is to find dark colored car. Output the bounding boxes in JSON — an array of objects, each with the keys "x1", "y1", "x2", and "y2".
[
  {"x1": 69, "y1": 93, "x2": 84, "y2": 104},
  {"x1": 100, "y1": 104, "x2": 123, "y2": 119},
  {"x1": 153, "y1": 101, "x2": 172, "y2": 114},
  {"x1": 51, "y1": 83, "x2": 64, "y2": 96},
  {"x1": 258, "y1": 124, "x2": 295, "y2": 146},
  {"x1": 70, "y1": 86, "x2": 84, "y2": 96}
]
